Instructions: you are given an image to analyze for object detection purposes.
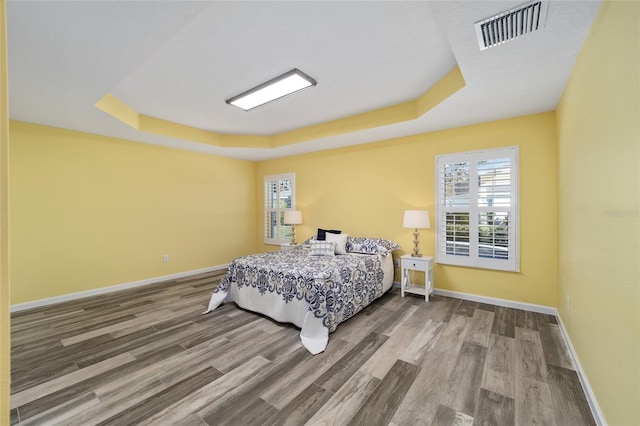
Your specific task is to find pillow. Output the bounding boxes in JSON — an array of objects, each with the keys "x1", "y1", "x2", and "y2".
[
  {"x1": 302, "y1": 236, "x2": 316, "y2": 246},
  {"x1": 346, "y1": 237, "x2": 401, "y2": 256},
  {"x1": 317, "y1": 228, "x2": 341, "y2": 241},
  {"x1": 309, "y1": 240, "x2": 335, "y2": 256},
  {"x1": 326, "y1": 232, "x2": 348, "y2": 255}
]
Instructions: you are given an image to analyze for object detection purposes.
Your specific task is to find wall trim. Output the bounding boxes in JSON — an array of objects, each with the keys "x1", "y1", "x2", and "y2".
[
  {"x1": 10, "y1": 264, "x2": 229, "y2": 313},
  {"x1": 391, "y1": 283, "x2": 555, "y2": 315},
  {"x1": 555, "y1": 313, "x2": 607, "y2": 426},
  {"x1": 431, "y1": 288, "x2": 557, "y2": 315}
]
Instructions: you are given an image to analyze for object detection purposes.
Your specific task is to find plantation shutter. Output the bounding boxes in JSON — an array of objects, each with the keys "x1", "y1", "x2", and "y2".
[
  {"x1": 436, "y1": 147, "x2": 519, "y2": 272},
  {"x1": 264, "y1": 173, "x2": 295, "y2": 245},
  {"x1": 438, "y1": 161, "x2": 472, "y2": 265}
]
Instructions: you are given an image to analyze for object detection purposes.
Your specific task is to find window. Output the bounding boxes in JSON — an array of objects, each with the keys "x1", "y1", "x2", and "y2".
[
  {"x1": 264, "y1": 173, "x2": 296, "y2": 245},
  {"x1": 436, "y1": 147, "x2": 519, "y2": 272}
]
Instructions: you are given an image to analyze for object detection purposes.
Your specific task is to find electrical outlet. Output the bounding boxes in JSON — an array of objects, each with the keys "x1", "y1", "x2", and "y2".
[
  {"x1": 566, "y1": 295, "x2": 570, "y2": 311},
  {"x1": 163, "y1": 254, "x2": 169, "y2": 263}
]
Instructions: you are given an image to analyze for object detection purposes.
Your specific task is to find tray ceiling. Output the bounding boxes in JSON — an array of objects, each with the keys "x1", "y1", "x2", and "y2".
[{"x1": 6, "y1": 1, "x2": 601, "y2": 160}]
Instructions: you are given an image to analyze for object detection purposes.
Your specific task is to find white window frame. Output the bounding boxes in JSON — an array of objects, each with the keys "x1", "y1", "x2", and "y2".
[
  {"x1": 436, "y1": 146, "x2": 519, "y2": 272},
  {"x1": 264, "y1": 173, "x2": 296, "y2": 245}
]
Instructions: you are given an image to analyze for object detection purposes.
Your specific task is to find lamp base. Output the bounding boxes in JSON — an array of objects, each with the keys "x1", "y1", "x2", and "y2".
[
  {"x1": 411, "y1": 229, "x2": 422, "y2": 257},
  {"x1": 290, "y1": 224, "x2": 296, "y2": 246}
]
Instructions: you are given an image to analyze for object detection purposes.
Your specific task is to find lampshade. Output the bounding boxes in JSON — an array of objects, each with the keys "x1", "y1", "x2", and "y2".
[
  {"x1": 403, "y1": 210, "x2": 430, "y2": 229},
  {"x1": 284, "y1": 210, "x2": 303, "y2": 225}
]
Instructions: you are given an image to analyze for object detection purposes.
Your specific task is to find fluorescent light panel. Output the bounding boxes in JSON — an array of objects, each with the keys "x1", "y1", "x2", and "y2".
[{"x1": 226, "y1": 69, "x2": 317, "y2": 111}]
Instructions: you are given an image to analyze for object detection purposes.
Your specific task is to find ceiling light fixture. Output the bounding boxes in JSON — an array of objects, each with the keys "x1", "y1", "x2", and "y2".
[{"x1": 226, "y1": 68, "x2": 317, "y2": 111}]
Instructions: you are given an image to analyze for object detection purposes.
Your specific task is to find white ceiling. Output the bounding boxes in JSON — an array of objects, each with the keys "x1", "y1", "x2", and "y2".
[{"x1": 6, "y1": 1, "x2": 602, "y2": 161}]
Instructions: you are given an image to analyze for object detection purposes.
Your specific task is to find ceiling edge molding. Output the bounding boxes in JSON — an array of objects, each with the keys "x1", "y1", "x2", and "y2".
[
  {"x1": 94, "y1": 65, "x2": 465, "y2": 151},
  {"x1": 95, "y1": 94, "x2": 139, "y2": 129},
  {"x1": 416, "y1": 66, "x2": 464, "y2": 116}
]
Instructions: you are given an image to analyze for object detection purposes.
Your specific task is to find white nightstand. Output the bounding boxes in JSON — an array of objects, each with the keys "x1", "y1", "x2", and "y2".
[
  {"x1": 280, "y1": 243, "x2": 300, "y2": 251},
  {"x1": 400, "y1": 254, "x2": 434, "y2": 302}
]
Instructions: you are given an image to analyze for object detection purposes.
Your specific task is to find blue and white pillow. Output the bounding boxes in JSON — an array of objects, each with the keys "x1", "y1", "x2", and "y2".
[
  {"x1": 346, "y1": 237, "x2": 401, "y2": 256},
  {"x1": 309, "y1": 240, "x2": 335, "y2": 256}
]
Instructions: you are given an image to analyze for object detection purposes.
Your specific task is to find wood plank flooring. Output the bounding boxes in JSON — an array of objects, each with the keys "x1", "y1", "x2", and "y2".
[{"x1": 10, "y1": 270, "x2": 596, "y2": 425}]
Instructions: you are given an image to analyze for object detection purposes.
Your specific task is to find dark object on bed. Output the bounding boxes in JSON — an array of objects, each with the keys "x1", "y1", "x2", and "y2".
[{"x1": 316, "y1": 228, "x2": 341, "y2": 240}]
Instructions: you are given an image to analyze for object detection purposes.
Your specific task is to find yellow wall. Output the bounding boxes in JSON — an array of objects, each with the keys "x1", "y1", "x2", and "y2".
[
  {"x1": 9, "y1": 121, "x2": 257, "y2": 304},
  {"x1": 257, "y1": 112, "x2": 558, "y2": 307},
  {"x1": 556, "y1": 1, "x2": 639, "y2": 425},
  {"x1": 1, "y1": 0, "x2": 10, "y2": 423}
]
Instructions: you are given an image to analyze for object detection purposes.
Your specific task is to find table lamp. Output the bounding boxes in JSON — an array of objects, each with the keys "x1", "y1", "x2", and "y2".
[
  {"x1": 284, "y1": 210, "x2": 303, "y2": 245},
  {"x1": 403, "y1": 210, "x2": 430, "y2": 257}
]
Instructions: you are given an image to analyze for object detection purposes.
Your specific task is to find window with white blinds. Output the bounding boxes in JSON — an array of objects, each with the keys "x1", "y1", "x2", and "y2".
[
  {"x1": 264, "y1": 173, "x2": 296, "y2": 245},
  {"x1": 436, "y1": 147, "x2": 519, "y2": 272}
]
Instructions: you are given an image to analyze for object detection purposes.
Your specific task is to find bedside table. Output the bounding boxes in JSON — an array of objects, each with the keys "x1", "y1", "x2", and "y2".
[
  {"x1": 400, "y1": 254, "x2": 434, "y2": 302},
  {"x1": 280, "y1": 243, "x2": 300, "y2": 251}
]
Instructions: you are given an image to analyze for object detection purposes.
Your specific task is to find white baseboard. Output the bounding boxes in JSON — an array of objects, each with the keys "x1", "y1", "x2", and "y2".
[
  {"x1": 555, "y1": 313, "x2": 607, "y2": 426},
  {"x1": 10, "y1": 264, "x2": 229, "y2": 313},
  {"x1": 391, "y1": 283, "x2": 555, "y2": 315},
  {"x1": 431, "y1": 288, "x2": 557, "y2": 315}
]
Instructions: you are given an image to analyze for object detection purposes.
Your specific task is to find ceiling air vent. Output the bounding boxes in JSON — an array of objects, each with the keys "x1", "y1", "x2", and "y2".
[{"x1": 474, "y1": 1, "x2": 549, "y2": 51}]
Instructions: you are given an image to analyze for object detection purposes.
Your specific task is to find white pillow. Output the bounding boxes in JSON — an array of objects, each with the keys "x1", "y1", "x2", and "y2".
[
  {"x1": 309, "y1": 240, "x2": 335, "y2": 256},
  {"x1": 326, "y1": 232, "x2": 348, "y2": 255}
]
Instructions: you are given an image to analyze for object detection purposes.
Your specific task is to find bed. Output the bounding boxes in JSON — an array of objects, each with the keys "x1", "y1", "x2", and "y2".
[{"x1": 205, "y1": 236, "x2": 398, "y2": 354}]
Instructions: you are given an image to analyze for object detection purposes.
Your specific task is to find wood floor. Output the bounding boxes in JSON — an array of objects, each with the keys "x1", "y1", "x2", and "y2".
[{"x1": 10, "y1": 270, "x2": 595, "y2": 425}]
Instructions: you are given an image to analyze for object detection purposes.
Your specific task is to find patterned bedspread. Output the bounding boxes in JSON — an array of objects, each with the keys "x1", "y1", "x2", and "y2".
[{"x1": 209, "y1": 246, "x2": 384, "y2": 353}]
